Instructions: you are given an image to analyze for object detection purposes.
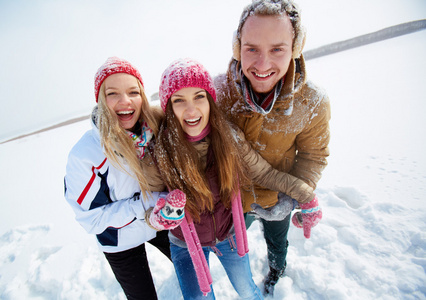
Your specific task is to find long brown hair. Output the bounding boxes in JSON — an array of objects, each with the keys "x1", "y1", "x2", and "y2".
[
  {"x1": 97, "y1": 80, "x2": 162, "y2": 199},
  {"x1": 154, "y1": 94, "x2": 249, "y2": 222}
]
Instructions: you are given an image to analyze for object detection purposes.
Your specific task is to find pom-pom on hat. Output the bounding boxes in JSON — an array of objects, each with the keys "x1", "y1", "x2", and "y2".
[
  {"x1": 94, "y1": 56, "x2": 144, "y2": 102},
  {"x1": 159, "y1": 58, "x2": 216, "y2": 112}
]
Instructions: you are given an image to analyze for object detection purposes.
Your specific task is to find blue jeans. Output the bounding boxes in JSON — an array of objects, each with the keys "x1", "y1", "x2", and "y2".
[{"x1": 170, "y1": 235, "x2": 263, "y2": 300}]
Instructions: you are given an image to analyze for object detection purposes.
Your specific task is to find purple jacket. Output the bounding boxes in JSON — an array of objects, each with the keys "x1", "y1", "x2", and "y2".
[{"x1": 171, "y1": 144, "x2": 233, "y2": 247}]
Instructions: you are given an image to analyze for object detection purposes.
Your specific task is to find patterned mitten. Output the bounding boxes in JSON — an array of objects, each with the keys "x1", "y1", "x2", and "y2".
[
  {"x1": 148, "y1": 189, "x2": 186, "y2": 230},
  {"x1": 291, "y1": 195, "x2": 322, "y2": 238}
]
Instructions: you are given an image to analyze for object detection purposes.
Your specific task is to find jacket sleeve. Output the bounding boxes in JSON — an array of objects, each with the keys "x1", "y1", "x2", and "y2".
[
  {"x1": 291, "y1": 94, "x2": 331, "y2": 189},
  {"x1": 234, "y1": 127, "x2": 315, "y2": 204},
  {"x1": 64, "y1": 145, "x2": 164, "y2": 235}
]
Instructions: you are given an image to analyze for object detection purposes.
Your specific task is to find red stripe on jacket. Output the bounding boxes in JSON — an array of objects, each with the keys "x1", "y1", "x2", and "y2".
[{"x1": 77, "y1": 158, "x2": 108, "y2": 205}]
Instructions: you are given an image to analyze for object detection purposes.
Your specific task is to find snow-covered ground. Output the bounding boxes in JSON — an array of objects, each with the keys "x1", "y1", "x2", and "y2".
[{"x1": 1, "y1": 1, "x2": 426, "y2": 299}]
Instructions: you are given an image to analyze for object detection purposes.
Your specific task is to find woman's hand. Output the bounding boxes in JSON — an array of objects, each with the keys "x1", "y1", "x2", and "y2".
[
  {"x1": 291, "y1": 195, "x2": 322, "y2": 238},
  {"x1": 146, "y1": 189, "x2": 186, "y2": 231}
]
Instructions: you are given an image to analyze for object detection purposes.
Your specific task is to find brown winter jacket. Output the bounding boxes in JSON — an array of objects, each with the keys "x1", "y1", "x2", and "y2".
[
  {"x1": 168, "y1": 131, "x2": 314, "y2": 246},
  {"x1": 142, "y1": 124, "x2": 314, "y2": 246},
  {"x1": 214, "y1": 55, "x2": 331, "y2": 212}
]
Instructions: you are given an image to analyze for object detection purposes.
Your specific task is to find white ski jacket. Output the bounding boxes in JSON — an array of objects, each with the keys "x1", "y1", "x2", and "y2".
[{"x1": 64, "y1": 120, "x2": 165, "y2": 253}]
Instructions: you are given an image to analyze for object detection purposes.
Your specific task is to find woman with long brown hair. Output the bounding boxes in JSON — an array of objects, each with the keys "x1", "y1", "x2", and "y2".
[{"x1": 154, "y1": 58, "x2": 315, "y2": 299}]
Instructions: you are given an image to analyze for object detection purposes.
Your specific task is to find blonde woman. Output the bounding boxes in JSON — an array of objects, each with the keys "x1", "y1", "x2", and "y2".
[{"x1": 64, "y1": 57, "x2": 184, "y2": 300}]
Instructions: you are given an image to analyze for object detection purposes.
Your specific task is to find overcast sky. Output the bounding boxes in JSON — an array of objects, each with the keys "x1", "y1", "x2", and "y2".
[{"x1": 0, "y1": 0, "x2": 425, "y2": 142}]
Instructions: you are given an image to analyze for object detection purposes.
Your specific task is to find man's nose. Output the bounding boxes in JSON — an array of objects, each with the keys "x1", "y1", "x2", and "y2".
[{"x1": 254, "y1": 52, "x2": 271, "y2": 71}]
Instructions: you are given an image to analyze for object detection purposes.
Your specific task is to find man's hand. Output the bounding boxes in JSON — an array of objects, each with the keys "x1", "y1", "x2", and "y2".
[
  {"x1": 291, "y1": 195, "x2": 322, "y2": 238},
  {"x1": 250, "y1": 193, "x2": 296, "y2": 221},
  {"x1": 147, "y1": 189, "x2": 186, "y2": 230}
]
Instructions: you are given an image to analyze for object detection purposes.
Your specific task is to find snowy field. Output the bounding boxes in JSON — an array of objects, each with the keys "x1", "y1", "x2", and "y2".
[{"x1": 1, "y1": 1, "x2": 426, "y2": 299}]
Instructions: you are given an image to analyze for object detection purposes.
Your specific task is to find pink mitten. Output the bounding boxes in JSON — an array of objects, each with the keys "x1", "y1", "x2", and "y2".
[
  {"x1": 149, "y1": 189, "x2": 186, "y2": 230},
  {"x1": 291, "y1": 195, "x2": 322, "y2": 239}
]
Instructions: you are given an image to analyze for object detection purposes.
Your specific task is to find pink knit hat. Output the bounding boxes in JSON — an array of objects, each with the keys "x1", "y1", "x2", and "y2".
[
  {"x1": 159, "y1": 58, "x2": 216, "y2": 112},
  {"x1": 94, "y1": 56, "x2": 144, "y2": 102}
]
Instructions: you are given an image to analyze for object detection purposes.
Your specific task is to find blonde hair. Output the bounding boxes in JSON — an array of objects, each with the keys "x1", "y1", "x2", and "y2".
[{"x1": 97, "y1": 80, "x2": 162, "y2": 199}]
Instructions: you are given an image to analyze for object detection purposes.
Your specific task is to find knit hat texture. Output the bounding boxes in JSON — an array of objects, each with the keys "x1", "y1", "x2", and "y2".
[
  {"x1": 165, "y1": 189, "x2": 187, "y2": 208},
  {"x1": 232, "y1": 0, "x2": 306, "y2": 60},
  {"x1": 94, "y1": 56, "x2": 144, "y2": 102},
  {"x1": 159, "y1": 58, "x2": 216, "y2": 112}
]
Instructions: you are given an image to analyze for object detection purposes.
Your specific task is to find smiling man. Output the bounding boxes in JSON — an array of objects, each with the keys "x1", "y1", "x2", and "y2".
[{"x1": 214, "y1": 0, "x2": 331, "y2": 295}]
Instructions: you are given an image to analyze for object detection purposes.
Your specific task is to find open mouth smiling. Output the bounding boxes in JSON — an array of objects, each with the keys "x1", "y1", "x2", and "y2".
[
  {"x1": 185, "y1": 117, "x2": 201, "y2": 126},
  {"x1": 117, "y1": 110, "x2": 134, "y2": 119},
  {"x1": 253, "y1": 72, "x2": 273, "y2": 78},
  {"x1": 117, "y1": 110, "x2": 134, "y2": 115}
]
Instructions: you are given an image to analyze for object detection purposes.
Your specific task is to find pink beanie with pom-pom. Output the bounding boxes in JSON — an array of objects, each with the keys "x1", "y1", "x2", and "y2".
[
  {"x1": 159, "y1": 58, "x2": 216, "y2": 112},
  {"x1": 94, "y1": 56, "x2": 144, "y2": 102}
]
